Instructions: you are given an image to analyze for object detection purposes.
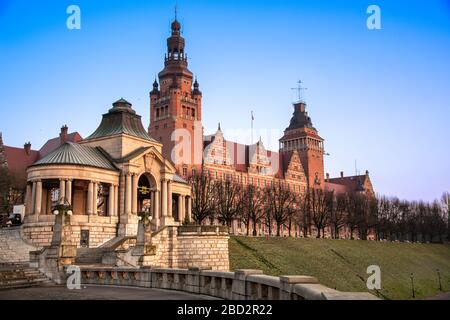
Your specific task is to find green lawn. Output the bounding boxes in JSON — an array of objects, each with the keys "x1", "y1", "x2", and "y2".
[{"x1": 229, "y1": 236, "x2": 450, "y2": 300}]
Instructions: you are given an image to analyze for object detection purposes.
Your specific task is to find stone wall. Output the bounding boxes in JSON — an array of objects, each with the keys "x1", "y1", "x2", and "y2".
[
  {"x1": 79, "y1": 267, "x2": 379, "y2": 300},
  {"x1": 149, "y1": 226, "x2": 229, "y2": 271},
  {"x1": 0, "y1": 227, "x2": 37, "y2": 263},
  {"x1": 22, "y1": 215, "x2": 118, "y2": 248}
]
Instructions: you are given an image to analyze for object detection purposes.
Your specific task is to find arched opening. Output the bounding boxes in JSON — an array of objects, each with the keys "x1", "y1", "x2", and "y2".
[{"x1": 137, "y1": 174, "x2": 155, "y2": 214}]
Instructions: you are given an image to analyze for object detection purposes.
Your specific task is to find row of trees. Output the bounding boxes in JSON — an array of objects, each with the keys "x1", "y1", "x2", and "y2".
[
  {"x1": 189, "y1": 171, "x2": 450, "y2": 243},
  {"x1": 0, "y1": 167, "x2": 26, "y2": 216}
]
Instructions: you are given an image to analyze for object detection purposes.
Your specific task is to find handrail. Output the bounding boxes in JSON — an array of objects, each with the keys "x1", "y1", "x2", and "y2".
[{"x1": 79, "y1": 267, "x2": 379, "y2": 300}]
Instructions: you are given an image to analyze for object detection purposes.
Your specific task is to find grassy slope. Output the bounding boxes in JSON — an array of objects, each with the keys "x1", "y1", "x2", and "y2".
[{"x1": 229, "y1": 236, "x2": 450, "y2": 300}]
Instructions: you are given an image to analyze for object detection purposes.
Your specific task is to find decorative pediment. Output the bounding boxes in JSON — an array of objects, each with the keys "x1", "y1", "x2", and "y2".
[
  {"x1": 285, "y1": 150, "x2": 306, "y2": 180},
  {"x1": 120, "y1": 146, "x2": 176, "y2": 174},
  {"x1": 204, "y1": 130, "x2": 233, "y2": 166}
]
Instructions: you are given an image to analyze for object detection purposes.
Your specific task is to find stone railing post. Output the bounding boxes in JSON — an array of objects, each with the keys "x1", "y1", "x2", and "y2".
[
  {"x1": 279, "y1": 275, "x2": 319, "y2": 300},
  {"x1": 232, "y1": 269, "x2": 263, "y2": 300}
]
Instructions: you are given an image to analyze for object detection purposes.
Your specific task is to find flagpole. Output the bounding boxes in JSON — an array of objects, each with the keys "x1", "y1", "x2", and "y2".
[{"x1": 251, "y1": 110, "x2": 254, "y2": 145}]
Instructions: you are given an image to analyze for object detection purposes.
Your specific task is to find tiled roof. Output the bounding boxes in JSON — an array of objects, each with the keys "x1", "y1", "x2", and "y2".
[
  {"x1": 326, "y1": 175, "x2": 368, "y2": 194},
  {"x1": 39, "y1": 132, "x2": 82, "y2": 158},
  {"x1": 32, "y1": 142, "x2": 117, "y2": 171},
  {"x1": 173, "y1": 174, "x2": 188, "y2": 184},
  {"x1": 85, "y1": 99, "x2": 157, "y2": 142},
  {"x1": 324, "y1": 181, "x2": 348, "y2": 194},
  {"x1": 3, "y1": 146, "x2": 40, "y2": 175}
]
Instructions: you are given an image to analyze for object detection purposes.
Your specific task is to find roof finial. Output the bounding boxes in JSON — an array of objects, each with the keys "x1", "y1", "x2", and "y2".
[
  {"x1": 291, "y1": 80, "x2": 308, "y2": 103},
  {"x1": 218, "y1": 122, "x2": 221, "y2": 131},
  {"x1": 175, "y1": 3, "x2": 178, "y2": 21}
]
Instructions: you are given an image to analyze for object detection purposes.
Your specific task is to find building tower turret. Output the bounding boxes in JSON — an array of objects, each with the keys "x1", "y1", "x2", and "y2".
[
  {"x1": 279, "y1": 101, "x2": 325, "y2": 188},
  {"x1": 149, "y1": 15, "x2": 203, "y2": 176}
]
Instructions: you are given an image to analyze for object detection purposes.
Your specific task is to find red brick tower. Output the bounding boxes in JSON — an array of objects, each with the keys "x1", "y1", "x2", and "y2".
[
  {"x1": 279, "y1": 102, "x2": 325, "y2": 188},
  {"x1": 149, "y1": 17, "x2": 203, "y2": 175}
]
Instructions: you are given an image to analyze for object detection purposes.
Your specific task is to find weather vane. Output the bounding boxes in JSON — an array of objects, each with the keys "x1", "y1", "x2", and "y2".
[{"x1": 291, "y1": 80, "x2": 307, "y2": 102}]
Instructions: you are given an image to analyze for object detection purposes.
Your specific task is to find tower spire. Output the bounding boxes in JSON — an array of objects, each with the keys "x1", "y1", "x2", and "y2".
[{"x1": 291, "y1": 80, "x2": 308, "y2": 103}]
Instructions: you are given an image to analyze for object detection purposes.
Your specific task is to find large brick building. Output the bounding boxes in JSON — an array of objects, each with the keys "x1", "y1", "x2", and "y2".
[
  {"x1": 0, "y1": 15, "x2": 375, "y2": 238},
  {"x1": 145, "y1": 16, "x2": 375, "y2": 236}
]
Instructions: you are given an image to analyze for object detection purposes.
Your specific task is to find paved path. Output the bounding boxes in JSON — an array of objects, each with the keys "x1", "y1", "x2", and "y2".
[{"x1": 0, "y1": 284, "x2": 219, "y2": 300}]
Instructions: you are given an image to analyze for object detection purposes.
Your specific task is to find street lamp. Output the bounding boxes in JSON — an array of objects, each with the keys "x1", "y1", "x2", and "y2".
[{"x1": 52, "y1": 197, "x2": 73, "y2": 216}]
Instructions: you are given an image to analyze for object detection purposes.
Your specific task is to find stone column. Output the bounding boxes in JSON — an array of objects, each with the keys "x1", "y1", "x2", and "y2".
[
  {"x1": 187, "y1": 196, "x2": 192, "y2": 223},
  {"x1": 35, "y1": 180, "x2": 42, "y2": 216},
  {"x1": 132, "y1": 173, "x2": 138, "y2": 214},
  {"x1": 114, "y1": 184, "x2": 119, "y2": 216},
  {"x1": 66, "y1": 179, "x2": 72, "y2": 205},
  {"x1": 154, "y1": 190, "x2": 160, "y2": 227},
  {"x1": 87, "y1": 181, "x2": 94, "y2": 215},
  {"x1": 108, "y1": 184, "x2": 114, "y2": 216},
  {"x1": 125, "y1": 174, "x2": 132, "y2": 214},
  {"x1": 31, "y1": 181, "x2": 36, "y2": 214},
  {"x1": 92, "y1": 182, "x2": 98, "y2": 215},
  {"x1": 161, "y1": 179, "x2": 167, "y2": 218},
  {"x1": 167, "y1": 180, "x2": 172, "y2": 218},
  {"x1": 25, "y1": 184, "x2": 32, "y2": 214},
  {"x1": 59, "y1": 179, "x2": 66, "y2": 204},
  {"x1": 177, "y1": 194, "x2": 183, "y2": 223}
]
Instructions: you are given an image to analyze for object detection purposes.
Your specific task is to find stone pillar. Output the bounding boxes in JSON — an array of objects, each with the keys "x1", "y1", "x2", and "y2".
[
  {"x1": 178, "y1": 194, "x2": 183, "y2": 223},
  {"x1": 154, "y1": 190, "x2": 160, "y2": 227},
  {"x1": 87, "y1": 181, "x2": 94, "y2": 215},
  {"x1": 161, "y1": 179, "x2": 167, "y2": 218},
  {"x1": 167, "y1": 180, "x2": 172, "y2": 218},
  {"x1": 31, "y1": 181, "x2": 36, "y2": 214},
  {"x1": 132, "y1": 173, "x2": 138, "y2": 214},
  {"x1": 25, "y1": 184, "x2": 32, "y2": 214},
  {"x1": 187, "y1": 196, "x2": 192, "y2": 223},
  {"x1": 35, "y1": 180, "x2": 42, "y2": 216},
  {"x1": 59, "y1": 179, "x2": 66, "y2": 204},
  {"x1": 114, "y1": 184, "x2": 119, "y2": 216},
  {"x1": 108, "y1": 184, "x2": 114, "y2": 216},
  {"x1": 92, "y1": 182, "x2": 98, "y2": 215},
  {"x1": 125, "y1": 174, "x2": 132, "y2": 214},
  {"x1": 65, "y1": 179, "x2": 72, "y2": 205}
]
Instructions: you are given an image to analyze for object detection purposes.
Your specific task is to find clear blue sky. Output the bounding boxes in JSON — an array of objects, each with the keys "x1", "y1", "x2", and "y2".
[{"x1": 0, "y1": 0, "x2": 449, "y2": 201}]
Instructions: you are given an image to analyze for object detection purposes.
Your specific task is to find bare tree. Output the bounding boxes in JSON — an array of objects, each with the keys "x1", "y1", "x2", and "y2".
[
  {"x1": 310, "y1": 188, "x2": 329, "y2": 238},
  {"x1": 442, "y1": 192, "x2": 450, "y2": 242},
  {"x1": 328, "y1": 192, "x2": 348, "y2": 239},
  {"x1": 241, "y1": 184, "x2": 264, "y2": 236},
  {"x1": 189, "y1": 170, "x2": 215, "y2": 225},
  {"x1": 0, "y1": 167, "x2": 26, "y2": 216},
  {"x1": 213, "y1": 178, "x2": 243, "y2": 230},
  {"x1": 264, "y1": 183, "x2": 295, "y2": 237}
]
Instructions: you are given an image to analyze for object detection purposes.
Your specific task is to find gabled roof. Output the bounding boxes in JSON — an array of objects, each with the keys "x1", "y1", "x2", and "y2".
[
  {"x1": 31, "y1": 142, "x2": 118, "y2": 171},
  {"x1": 85, "y1": 99, "x2": 157, "y2": 142},
  {"x1": 3, "y1": 146, "x2": 40, "y2": 176},
  {"x1": 39, "y1": 132, "x2": 82, "y2": 158},
  {"x1": 326, "y1": 174, "x2": 370, "y2": 194}
]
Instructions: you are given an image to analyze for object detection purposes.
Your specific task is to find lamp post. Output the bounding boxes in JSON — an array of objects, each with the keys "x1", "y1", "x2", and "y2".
[
  {"x1": 410, "y1": 273, "x2": 416, "y2": 298},
  {"x1": 437, "y1": 269, "x2": 442, "y2": 291},
  {"x1": 50, "y1": 197, "x2": 76, "y2": 265}
]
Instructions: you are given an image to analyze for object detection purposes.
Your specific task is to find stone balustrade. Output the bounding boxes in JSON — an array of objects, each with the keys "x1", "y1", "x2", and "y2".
[{"x1": 79, "y1": 267, "x2": 379, "y2": 300}]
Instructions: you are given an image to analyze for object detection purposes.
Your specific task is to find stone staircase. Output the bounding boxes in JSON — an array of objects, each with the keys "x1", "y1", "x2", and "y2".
[
  {"x1": 0, "y1": 263, "x2": 52, "y2": 290},
  {"x1": 0, "y1": 227, "x2": 37, "y2": 263},
  {"x1": 75, "y1": 236, "x2": 136, "y2": 265}
]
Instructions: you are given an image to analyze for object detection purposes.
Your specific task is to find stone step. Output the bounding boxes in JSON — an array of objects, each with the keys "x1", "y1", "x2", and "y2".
[{"x1": 0, "y1": 278, "x2": 52, "y2": 290}]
